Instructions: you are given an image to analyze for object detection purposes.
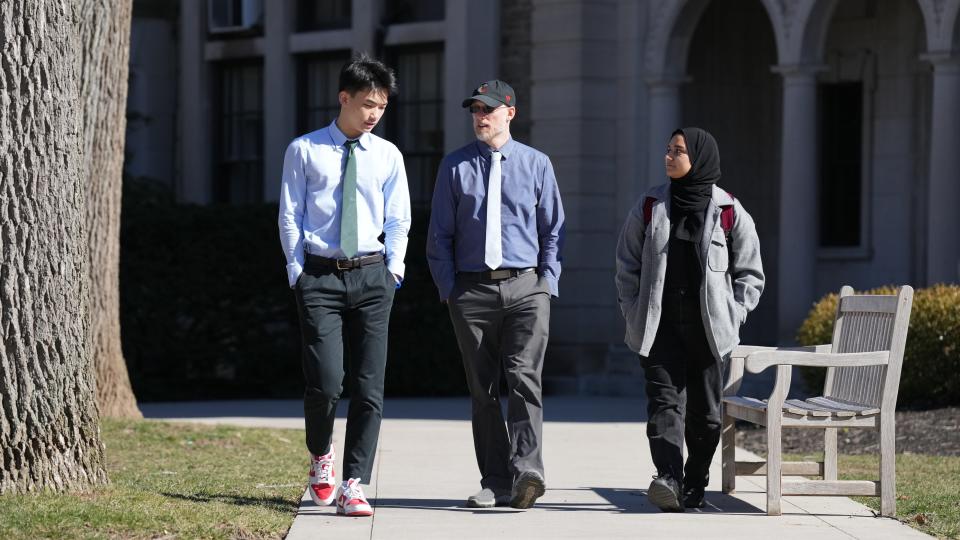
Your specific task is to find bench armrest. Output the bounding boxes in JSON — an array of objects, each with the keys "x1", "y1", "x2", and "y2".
[
  {"x1": 725, "y1": 344, "x2": 831, "y2": 396},
  {"x1": 744, "y1": 350, "x2": 889, "y2": 374},
  {"x1": 731, "y1": 344, "x2": 832, "y2": 359}
]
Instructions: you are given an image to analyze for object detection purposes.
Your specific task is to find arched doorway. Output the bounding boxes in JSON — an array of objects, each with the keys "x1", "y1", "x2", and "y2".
[{"x1": 682, "y1": 0, "x2": 781, "y2": 344}]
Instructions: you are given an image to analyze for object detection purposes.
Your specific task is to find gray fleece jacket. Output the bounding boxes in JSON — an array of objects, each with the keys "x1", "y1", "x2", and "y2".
[{"x1": 615, "y1": 183, "x2": 765, "y2": 360}]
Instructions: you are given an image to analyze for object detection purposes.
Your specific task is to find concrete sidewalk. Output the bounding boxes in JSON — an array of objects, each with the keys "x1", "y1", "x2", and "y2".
[{"x1": 142, "y1": 397, "x2": 929, "y2": 539}]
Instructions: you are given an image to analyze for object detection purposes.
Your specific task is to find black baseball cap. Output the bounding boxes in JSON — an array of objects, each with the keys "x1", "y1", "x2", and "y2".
[{"x1": 461, "y1": 79, "x2": 516, "y2": 108}]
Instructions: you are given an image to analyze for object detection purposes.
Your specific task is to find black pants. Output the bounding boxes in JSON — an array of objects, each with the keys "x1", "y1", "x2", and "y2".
[
  {"x1": 641, "y1": 289, "x2": 723, "y2": 489},
  {"x1": 295, "y1": 258, "x2": 395, "y2": 483},
  {"x1": 447, "y1": 271, "x2": 550, "y2": 491}
]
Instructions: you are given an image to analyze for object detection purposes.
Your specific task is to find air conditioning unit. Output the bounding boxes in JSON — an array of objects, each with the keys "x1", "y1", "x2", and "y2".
[{"x1": 208, "y1": 0, "x2": 263, "y2": 34}]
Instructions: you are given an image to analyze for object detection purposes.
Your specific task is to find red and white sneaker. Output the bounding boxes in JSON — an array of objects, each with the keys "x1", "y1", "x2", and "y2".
[
  {"x1": 307, "y1": 448, "x2": 337, "y2": 506},
  {"x1": 337, "y1": 478, "x2": 373, "y2": 517}
]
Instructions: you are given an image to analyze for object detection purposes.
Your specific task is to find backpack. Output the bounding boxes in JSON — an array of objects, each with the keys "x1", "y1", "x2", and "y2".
[{"x1": 643, "y1": 194, "x2": 736, "y2": 247}]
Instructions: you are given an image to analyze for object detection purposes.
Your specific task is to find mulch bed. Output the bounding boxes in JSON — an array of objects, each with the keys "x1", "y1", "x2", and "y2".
[{"x1": 736, "y1": 407, "x2": 960, "y2": 456}]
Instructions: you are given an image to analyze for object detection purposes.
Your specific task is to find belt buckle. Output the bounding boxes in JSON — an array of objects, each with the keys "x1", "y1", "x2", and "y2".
[
  {"x1": 336, "y1": 258, "x2": 352, "y2": 270},
  {"x1": 489, "y1": 269, "x2": 510, "y2": 280}
]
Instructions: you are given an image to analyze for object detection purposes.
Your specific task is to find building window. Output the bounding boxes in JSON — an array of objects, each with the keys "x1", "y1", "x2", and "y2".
[
  {"x1": 215, "y1": 61, "x2": 263, "y2": 204},
  {"x1": 296, "y1": 0, "x2": 351, "y2": 32},
  {"x1": 818, "y1": 82, "x2": 863, "y2": 248},
  {"x1": 386, "y1": 0, "x2": 445, "y2": 23},
  {"x1": 298, "y1": 52, "x2": 350, "y2": 134},
  {"x1": 207, "y1": 0, "x2": 263, "y2": 38},
  {"x1": 384, "y1": 44, "x2": 444, "y2": 207}
]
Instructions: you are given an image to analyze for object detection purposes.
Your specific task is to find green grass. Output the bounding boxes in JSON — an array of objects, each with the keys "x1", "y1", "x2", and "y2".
[
  {"x1": 785, "y1": 452, "x2": 960, "y2": 539},
  {"x1": 0, "y1": 419, "x2": 306, "y2": 539}
]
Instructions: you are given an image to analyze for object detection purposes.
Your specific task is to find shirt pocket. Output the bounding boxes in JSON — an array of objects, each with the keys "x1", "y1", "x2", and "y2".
[{"x1": 707, "y1": 230, "x2": 729, "y2": 272}]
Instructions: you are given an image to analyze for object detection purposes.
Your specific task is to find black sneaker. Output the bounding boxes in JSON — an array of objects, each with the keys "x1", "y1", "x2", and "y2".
[
  {"x1": 683, "y1": 486, "x2": 705, "y2": 509},
  {"x1": 648, "y1": 475, "x2": 684, "y2": 512}
]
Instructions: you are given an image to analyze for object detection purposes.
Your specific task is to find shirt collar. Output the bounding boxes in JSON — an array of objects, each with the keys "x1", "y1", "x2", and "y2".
[
  {"x1": 328, "y1": 119, "x2": 371, "y2": 150},
  {"x1": 475, "y1": 137, "x2": 515, "y2": 160}
]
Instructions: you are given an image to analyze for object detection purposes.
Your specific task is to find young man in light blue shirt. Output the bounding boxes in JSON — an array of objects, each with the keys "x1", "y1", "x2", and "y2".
[
  {"x1": 427, "y1": 79, "x2": 565, "y2": 510},
  {"x1": 278, "y1": 54, "x2": 410, "y2": 517}
]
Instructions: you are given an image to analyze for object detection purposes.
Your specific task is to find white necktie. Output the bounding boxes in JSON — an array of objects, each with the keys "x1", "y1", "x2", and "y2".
[{"x1": 484, "y1": 150, "x2": 503, "y2": 270}]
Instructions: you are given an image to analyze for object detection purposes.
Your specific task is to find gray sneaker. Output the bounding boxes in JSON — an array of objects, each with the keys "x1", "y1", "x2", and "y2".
[
  {"x1": 466, "y1": 488, "x2": 512, "y2": 508},
  {"x1": 510, "y1": 471, "x2": 546, "y2": 509}
]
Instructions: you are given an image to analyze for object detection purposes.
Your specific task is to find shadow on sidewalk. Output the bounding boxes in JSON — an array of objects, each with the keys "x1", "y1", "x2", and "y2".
[
  {"x1": 142, "y1": 396, "x2": 651, "y2": 423},
  {"x1": 362, "y1": 489, "x2": 765, "y2": 515}
]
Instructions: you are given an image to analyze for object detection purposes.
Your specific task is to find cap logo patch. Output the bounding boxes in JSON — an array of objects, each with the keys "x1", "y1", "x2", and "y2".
[
  {"x1": 505, "y1": 95, "x2": 511, "y2": 103},
  {"x1": 478, "y1": 84, "x2": 488, "y2": 94}
]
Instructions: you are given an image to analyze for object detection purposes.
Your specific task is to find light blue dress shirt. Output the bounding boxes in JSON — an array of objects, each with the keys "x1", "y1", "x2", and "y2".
[
  {"x1": 279, "y1": 120, "x2": 411, "y2": 288},
  {"x1": 427, "y1": 138, "x2": 565, "y2": 300}
]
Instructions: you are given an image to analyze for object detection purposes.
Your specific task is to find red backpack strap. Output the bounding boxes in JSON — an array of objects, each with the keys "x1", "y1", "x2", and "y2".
[
  {"x1": 719, "y1": 191, "x2": 736, "y2": 233},
  {"x1": 642, "y1": 196, "x2": 655, "y2": 226}
]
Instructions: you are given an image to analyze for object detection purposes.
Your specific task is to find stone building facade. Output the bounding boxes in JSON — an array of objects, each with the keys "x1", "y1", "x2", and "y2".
[{"x1": 126, "y1": 0, "x2": 960, "y2": 392}]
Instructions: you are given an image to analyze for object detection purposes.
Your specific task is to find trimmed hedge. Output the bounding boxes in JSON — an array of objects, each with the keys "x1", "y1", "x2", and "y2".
[
  {"x1": 796, "y1": 284, "x2": 960, "y2": 407},
  {"x1": 120, "y1": 180, "x2": 465, "y2": 401}
]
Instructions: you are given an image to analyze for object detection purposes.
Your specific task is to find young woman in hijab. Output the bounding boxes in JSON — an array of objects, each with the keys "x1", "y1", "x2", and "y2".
[{"x1": 615, "y1": 127, "x2": 765, "y2": 511}]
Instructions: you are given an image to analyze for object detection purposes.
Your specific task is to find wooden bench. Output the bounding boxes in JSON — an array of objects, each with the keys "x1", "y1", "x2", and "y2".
[{"x1": 720, "y1": 285, "x2": 914, "y2": 516}]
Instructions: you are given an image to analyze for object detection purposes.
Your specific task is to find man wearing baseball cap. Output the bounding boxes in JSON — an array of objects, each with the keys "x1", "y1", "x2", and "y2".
[{"x1": 427, "y1": 79, "x2": 565, "y2": 510}]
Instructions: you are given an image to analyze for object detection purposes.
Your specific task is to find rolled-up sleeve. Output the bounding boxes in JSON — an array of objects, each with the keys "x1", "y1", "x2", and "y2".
[
  {"x1": 536, "y1": 156, "x2": 565, "y2": 297},
  {"x1": 279, "y1": 141, "x2": 306, "y2": 288}
]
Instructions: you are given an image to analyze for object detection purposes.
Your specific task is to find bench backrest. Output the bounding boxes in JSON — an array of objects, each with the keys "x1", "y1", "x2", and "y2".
[{"x1": 823, "y1": 286, "x2": 914, "y2": 409}]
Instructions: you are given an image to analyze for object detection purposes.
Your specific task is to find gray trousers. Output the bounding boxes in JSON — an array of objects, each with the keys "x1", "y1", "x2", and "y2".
[{"x1": 447, "y1": 271, "x2": 550, "y2": 490}]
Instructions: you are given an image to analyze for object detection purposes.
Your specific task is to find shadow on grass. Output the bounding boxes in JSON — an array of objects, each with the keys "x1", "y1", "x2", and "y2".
[{"x1": 161, "y1": 492, "x2": 299, "y2": 513}]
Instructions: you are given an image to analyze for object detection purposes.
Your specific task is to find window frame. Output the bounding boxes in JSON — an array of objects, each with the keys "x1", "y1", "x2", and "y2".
[
  {"x1": 383, "y1": 42, "x2": 445, "y2": 209},
  {"x1": 816, "y1": 53, "x2": 875, "y2": 260},
  {"x1": 297, "y1": 50, "x2": 351, "y2": 135},
  {"x1": 213, "y1": 59, "x2": 265, "y2": 204},
  {"x1": 295, "y1": 0, "x2": 352, "y2": 32}
]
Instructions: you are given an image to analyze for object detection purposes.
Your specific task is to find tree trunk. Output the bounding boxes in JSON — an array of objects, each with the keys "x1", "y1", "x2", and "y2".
[
  {"x1": 82, "y1": 0, "x2": 140, "y2": 419},
  {"x1": 0, "y1": 0, "x2": 107, "y2": 493}
]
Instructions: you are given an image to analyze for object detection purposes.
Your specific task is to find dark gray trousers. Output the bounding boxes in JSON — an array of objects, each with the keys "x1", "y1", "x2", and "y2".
[
  {"x1": 641, "y1": 290, "x2": 723, "y2": 489},
  {"x1": 447, "y1": 271, "x2": 550, "y2": 491},
  {"x1": 295, "y1": 258, "x2": 395, "y2": 483}
]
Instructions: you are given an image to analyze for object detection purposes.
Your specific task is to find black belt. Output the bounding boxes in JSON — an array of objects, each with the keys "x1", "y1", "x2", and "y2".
[
  {"x1": 306, "y1": 252, "x2": 384, "y2": 270},
  {"x1": 458, "y1": 268, "x2": 535, "y2": 281}
]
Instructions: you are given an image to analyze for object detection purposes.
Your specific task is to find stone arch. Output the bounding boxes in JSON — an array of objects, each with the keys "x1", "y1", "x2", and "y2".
[
  {"x1": 758, "y1": 0, "x2": 841, "y2": 66},
  {"x1": 642, "y1": 0, "x2": 783, "y2": 191},
  {"x1": 915, "y1": 0, "x2": 960, "y2": 53},
  {"x1": 644, "y1": 0, "x2": 712, "y2": 79},
  {"x1": 798, "y1": 0, "x2": 842, "y2": 62}
]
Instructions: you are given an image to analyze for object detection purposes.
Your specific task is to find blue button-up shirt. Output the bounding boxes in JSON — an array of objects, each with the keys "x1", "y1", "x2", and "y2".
[
  {"x1": 427, "y1": 138, "x2": 565, "y2": 300},
  {"x1": 279, "y1": 120, "x2": 411, "y2": 287}
]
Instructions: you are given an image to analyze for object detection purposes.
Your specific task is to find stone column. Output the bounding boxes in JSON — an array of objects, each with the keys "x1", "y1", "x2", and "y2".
[
  {"x1": 774, "y1": 65, "x2": 820, "y2": 342},
  {"x1": 352, "y1": 0, "x2": 380, "y2": 55},
  {"x1": 925, "y1": 55, "x2": 960, "y2": 284},
  {"x1": 645, "y1": 78, "x2": 684, "y2": 189},
  {"x1": 262, "y1": 1, "x2": 295, "y2": 202},
  {"x1": 444, "y1": 0, "x2": 499, "y2": 152}
]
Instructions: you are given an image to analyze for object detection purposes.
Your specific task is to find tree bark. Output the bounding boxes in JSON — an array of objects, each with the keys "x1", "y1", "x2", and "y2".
[
  {"x1": 0, "y1": 0, "x2": 108, "y2": 493},
  {"x1": 82, "y1": 0, "x2": 140, "y2": 419}
]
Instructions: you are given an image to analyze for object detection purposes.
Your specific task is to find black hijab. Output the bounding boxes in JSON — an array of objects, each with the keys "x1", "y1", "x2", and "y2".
[{"x1": 669, "y1": 127, "x2": 721, "y2": 242}]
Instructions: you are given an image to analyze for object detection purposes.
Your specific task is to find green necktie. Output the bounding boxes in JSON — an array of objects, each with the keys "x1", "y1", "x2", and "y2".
[{"x1": 340, "y1": 140, "x2": 359, "y2": 258}]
